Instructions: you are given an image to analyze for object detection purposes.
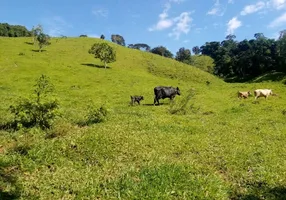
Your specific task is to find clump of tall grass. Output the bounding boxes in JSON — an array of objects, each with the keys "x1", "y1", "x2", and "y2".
[{"x1": 169, "y1": 88, "x2": 196, "y2": 115}]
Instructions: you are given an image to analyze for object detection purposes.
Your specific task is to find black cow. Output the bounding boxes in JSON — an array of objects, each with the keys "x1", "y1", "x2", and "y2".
[
  {"x1": 154, "y1": 86, "x2": 181, "y2": 105},
  {"x1": 130, "y1": 95, "x2": 144, "y2": 105}
]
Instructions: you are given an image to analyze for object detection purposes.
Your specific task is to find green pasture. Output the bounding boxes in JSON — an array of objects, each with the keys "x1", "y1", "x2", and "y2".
[{"x1": 0, "y1": 37, "x2": 286, "y2": 199}]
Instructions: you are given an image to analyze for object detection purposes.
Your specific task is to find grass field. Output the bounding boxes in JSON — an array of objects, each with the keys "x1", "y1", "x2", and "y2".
[{"x1": 1, "y1": 37, "x2": 286, "y2": 199}]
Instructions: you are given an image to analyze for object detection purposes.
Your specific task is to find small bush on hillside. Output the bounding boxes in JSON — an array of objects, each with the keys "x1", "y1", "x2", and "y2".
[
  {"x1": 79, "y1": 104, "x2": 108, "y2": 126},
  {"x1": 169, "y1": 89, "x2": 196, "y2": 115},
  {"x1": 9, "y1": 74, "x2": 59, "y2": 130}
]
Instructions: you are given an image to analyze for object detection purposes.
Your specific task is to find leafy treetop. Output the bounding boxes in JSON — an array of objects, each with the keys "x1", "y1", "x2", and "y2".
[{"x1": 88, "y1": 43, "x2": 116, "y2": 69}]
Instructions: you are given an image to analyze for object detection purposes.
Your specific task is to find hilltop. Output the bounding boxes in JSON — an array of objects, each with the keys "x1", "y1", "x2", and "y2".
[{"x1": 0, "y1": 37, "x2": 286, "y2": 199}]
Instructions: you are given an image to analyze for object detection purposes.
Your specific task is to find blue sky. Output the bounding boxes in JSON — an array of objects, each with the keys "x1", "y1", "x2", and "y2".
[{"x1": 1, "y1": 0, "x2": 286, "y2": 54}]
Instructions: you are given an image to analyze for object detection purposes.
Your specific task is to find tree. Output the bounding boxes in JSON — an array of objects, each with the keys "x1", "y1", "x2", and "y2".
[
  {"x1": 100, "y1": 34, "x2": 105, "y2": 40},
  {"x1": 192, "y1": 46, "x2": 200, "y2": 55},
  {"x1": 175, "y1": 47, "x2": 192, "y2": 64},
  {"x1": 88, "y1": 43, "x2": 116, "y2": 69},
  {"x1": 111, "y1": 34, "x2": 125, "y2": 46},
  {"x1": 150, "y1": 46, "x2": 173, "y2": 58},
  {"x1": 278, "y1": 29, "x2": 286, "y2": 40},
  {"x1": 0, "y1": 23, "x2": 31, "y2": 37},
  {"x1": 37, "y1": 33, "x2": 51, "y2": 52},
  {"x1": 254, "y1": 33, "x2": 265, "y2": 40},
  {"x1": 79, "y1": 34, "x2": 88, "y2": 37},
  {"x1": 225, "y1": 34, "x2": 236, "y2": 41},
  {"x1": 31, "y1": 24, "x2": 43, "y2": 44},
  {"x1": 277, "y1": 30, "x2": 286, "y2": 72},
  {"x1": 128, "y1": 43, "x2": 150, "y2": 51}
]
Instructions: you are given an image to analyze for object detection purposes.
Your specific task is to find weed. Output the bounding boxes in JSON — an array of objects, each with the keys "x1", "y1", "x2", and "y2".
[
  {"x1": 79, "y1": 104, "x2": 108, "y2": 126},
  {"x1": 169, "y1": 88, "x2": 195, "y2": 115}
]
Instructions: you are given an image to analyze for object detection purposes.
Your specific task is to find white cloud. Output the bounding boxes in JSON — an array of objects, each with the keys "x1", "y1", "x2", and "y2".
[
  {"x1": 148, "y1": 0, "x2": 193, "y2": 39},
  {"x1": 226, "y1": 17, "x2": 242, "y2": 35},
  {"x1": 207, "y1": 0, "x2": 226, "y2": 16},
  {"x1": 42, "y1": 16, "x2": 73, "y2": 37},
  {"x1": 270, "y1": 0, "x2": 286, "y2": 10},
  {"x1": 92, "y1": 8, "x2": 108, "y2": 17},
  {"x1": 240, "y1": 1, "x2": 266, "y2": 15},
  {"x1": 169, "y1": 12, "x2": 192, "y2": 39},
  {"x1": 148, "y1": 2, "x2": 174, "y2": 31},
  {"x1": 228, "y1": 0, "x2": 234, "y2": 3},
  {"x1": 268, "y1": 12, "x2": 286, "y2": 27}
]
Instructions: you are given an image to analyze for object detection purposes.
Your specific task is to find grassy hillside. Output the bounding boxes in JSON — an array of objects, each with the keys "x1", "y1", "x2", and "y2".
[{"x1": 1, "y1": 37, "x2": 286, "y2": 199}]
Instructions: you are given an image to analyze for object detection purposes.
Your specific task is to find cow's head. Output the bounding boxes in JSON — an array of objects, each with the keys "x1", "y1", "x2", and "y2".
[
  {"x1": 269, "y1": 89, "x2": 273, "y2": 95},
  {"x1": 247, "y1": 91, "x2": 251, "y2": 96},
  {"x1": 176, "y1": 87, "x2": 181, "y2": 95}
]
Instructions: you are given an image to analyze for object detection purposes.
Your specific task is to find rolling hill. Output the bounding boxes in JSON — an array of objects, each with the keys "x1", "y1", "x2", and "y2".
[{"x1": 1, "y1": 37, "x2": 286, "y2": 199}]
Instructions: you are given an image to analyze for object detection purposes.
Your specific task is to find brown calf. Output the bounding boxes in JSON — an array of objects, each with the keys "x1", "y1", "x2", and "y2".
[{"x1": 238, "y1": 91, "x2": 251, "y2": 99}]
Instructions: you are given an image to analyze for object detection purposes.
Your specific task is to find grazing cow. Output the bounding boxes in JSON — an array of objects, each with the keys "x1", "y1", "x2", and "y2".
[
  {"x1": 154, "y1": 86, "x2": 181, "y2": 105},
  {"x1": 238, "y1": 91, "x2": 251, "y2": 99},
  {"x1": 254, "y1": 89, "x2": 273, "y2": 100},
  {"x1": 130, "y1": 95, "x2": 144, "y2": 105}
]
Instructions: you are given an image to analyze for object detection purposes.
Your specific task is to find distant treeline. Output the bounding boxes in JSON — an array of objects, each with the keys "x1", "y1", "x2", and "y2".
[
  {"x1": 199, "y1": 32, "x2": 286, "y2": 81},
  {"x1": 0, "y1": 23, "x2": 31, "y2": 37}
]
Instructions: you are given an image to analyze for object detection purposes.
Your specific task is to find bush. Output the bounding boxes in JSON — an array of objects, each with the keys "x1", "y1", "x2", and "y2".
[
  {"x1": 84, "y1": 105, "x2": 108, "y2": 126},
  {"x1": 9, "y1": 75, "x2": 59, "y2": 130},
  {"x1": 169, "y1": 89, "x2": 196, "y2": 115}
]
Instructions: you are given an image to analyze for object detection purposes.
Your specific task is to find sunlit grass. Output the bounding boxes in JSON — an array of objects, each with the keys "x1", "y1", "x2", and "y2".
[{"x1": 0, "y1": 37, "x2": 286, "y2": 199}]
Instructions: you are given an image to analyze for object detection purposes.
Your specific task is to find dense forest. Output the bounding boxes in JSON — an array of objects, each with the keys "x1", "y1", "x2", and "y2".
[
  {"x1": 200, "y1": 32, "x2": 286, "y2": 81},
  {"x1": 1, "y1": 22, "x2": 285, "y2": 81}
]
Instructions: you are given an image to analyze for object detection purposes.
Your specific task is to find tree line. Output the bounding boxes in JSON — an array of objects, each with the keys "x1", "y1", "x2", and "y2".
[
  {"x1": 200, "y1": 32, "x2": 286, "y2": 81},
  {"x1": 0, "y1": 23, "x2": 31, "y2": 37}
]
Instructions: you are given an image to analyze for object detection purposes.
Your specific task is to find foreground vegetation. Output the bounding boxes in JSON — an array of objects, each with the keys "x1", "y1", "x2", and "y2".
[{"x1": 0, "y1": 37, "x2": 286, "y2": 199}]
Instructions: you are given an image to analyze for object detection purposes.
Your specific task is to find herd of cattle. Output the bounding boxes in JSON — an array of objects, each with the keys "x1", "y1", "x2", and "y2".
[{"x1": 130, "y1": 86, "x2": 275, "y2": 106}]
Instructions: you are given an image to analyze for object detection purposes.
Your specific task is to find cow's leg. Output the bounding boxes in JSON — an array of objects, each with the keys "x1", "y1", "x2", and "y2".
[
  {"x1": 154, "y1": 97, "x2": 157, "y2": 105},
  {"x1": 156, "y1": 98, "x2": 160, "y2": 105}
]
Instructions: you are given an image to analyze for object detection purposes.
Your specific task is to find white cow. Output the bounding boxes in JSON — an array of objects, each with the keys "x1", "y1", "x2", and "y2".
[{"x1": 254, "y1": 89, "x2": 273, "y2": 100}]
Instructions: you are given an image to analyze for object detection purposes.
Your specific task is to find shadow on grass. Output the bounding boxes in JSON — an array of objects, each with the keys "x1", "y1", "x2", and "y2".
[
  {"x1": 81, "y1": 63, "x2": 111, "y2": 69},
  {"x1": 232, "y1": 181, "x2": 286, "y2": 200},
  {"x1": 31, "y1": 49, "x2": 47, "y2": 52},
  {"x1": 249, "y1": 72, "x2": 286, "y2": 83},
  {"x1": 0, "y1": 161, "x2": 21, "y2": 200},
  {"x1": 225, "y1": 72, "x2": 286, "y2": 83},
  {"x1": 24, "y1": 42, "x2": 34, "y2": 45},
  {"x1": 143, "y1": 102, "x2": 169, "y2": 106}
]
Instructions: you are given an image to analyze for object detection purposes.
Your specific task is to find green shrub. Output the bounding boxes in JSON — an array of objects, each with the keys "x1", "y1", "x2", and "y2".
[
  {"x1": 9, "y1": 74, "x2": 59, "y2": 130},
  {"x1": 169, "y1": 89, "x2": 196, "y2": 115},
  {"x1": 84, "y1": 105, "x2": 108, "y2": 125}
]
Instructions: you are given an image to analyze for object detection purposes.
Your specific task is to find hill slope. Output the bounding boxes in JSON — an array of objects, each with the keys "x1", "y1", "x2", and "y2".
[{"x1": 1, "y1": 37, "x2": 286, "y2": 199}]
